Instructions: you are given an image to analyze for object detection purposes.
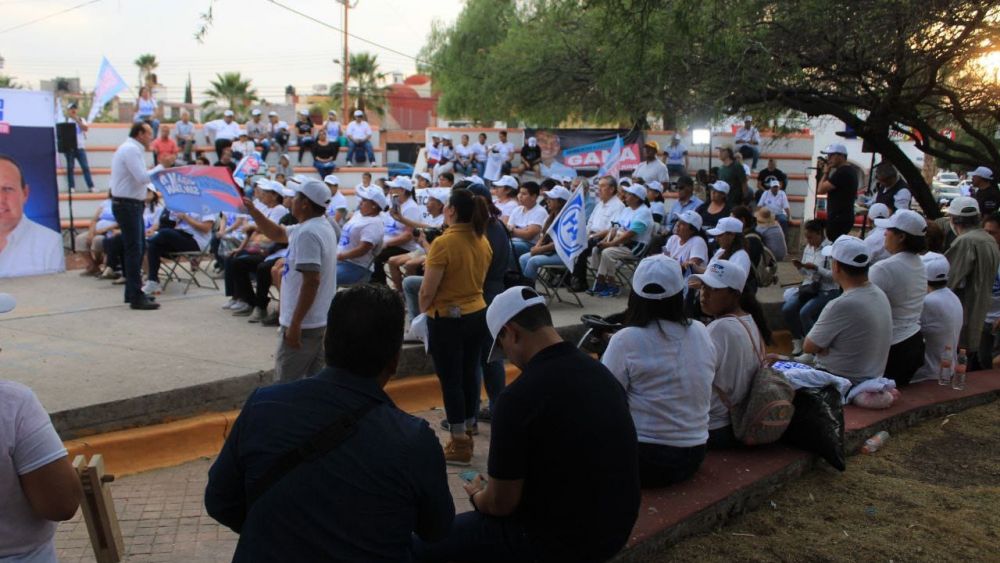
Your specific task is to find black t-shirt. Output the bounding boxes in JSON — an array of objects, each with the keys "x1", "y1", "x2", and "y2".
[
  {"x1": 696, "y1": 201, "x2": 732, "y2": 231},
  {"x1": 488, "y1": 342, "x2": 639, "y2": 562},
  {"x1": 295, "y1": 120, "x2": 314, "y2": 136},
  {"x1": 825, "y1": 165, "x2": 858, "y2": 221},
  {"x1": 521, "y1": 145, "x2": 542, "y2": 163},
  {"x1": 312, "y1": 141, "x2": 339, "y2": 160},
  {"x1": 975, "y1": 186, "x2": 1000, "y2": 217}
]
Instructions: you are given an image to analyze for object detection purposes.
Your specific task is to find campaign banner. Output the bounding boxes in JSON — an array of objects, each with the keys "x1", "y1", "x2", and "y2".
[
  {"x1": 523, "y1": 128, "x2": 644, "y2": 178},
  {"x1": 0, "y1": 88, "x2": 65, "y2": 278},
  {"x1": 87, "y1": 57, "x2": 128, "y2": 123},
  {"x1": 150, "y1": 166, "x2": 245, "y2": 215},
  {"x1": 232, "y1": 152, "x2": 264, "y2": 189}
]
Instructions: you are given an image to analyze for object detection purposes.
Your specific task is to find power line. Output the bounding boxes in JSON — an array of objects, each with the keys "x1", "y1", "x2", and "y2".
[
  {"x1": 0, "y1": 0, "x2": 102, "y2": 34},
  {"x1": 265, "y1": 0, "x2": 432, "y2": 67}
]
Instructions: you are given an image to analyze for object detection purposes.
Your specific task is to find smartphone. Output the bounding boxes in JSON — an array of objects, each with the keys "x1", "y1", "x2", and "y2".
[
  {"x1": 391, "y1": 194, "x2": 401, "y2": 213},
  {"x1": 459, "y1": 470, "x2": 480, "y2": 483}
]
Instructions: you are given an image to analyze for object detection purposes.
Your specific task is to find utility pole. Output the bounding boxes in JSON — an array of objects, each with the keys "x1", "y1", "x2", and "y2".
[{"x1": 338, "y1": 0, "x2": 355, "y2": 124}]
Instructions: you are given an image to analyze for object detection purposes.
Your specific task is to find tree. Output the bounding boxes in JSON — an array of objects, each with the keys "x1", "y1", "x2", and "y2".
[
  {"x1": 202, "y1": 72, "x2": 259, "y2": 119},
  {"x1": 134, "y1": 53, "x2": 159, "y2": 89},
  {"x1": 0, "y1": 75, "x2": 21, "y2": 89}
]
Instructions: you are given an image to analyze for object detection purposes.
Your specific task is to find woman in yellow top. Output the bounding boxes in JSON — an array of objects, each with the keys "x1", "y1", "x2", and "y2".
[{"x1": 419, "y1": 188, "x2": 493, "y2": 465}]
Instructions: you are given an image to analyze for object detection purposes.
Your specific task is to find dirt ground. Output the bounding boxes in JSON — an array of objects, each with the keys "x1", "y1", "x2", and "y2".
[{"x1": 660, "y1": 401, "x2": 1000, "y2": 562}]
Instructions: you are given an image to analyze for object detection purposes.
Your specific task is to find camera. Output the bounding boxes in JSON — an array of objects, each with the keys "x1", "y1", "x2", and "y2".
[{"x1": 416, "y1": 227, "x2": 443, "y2": 243}]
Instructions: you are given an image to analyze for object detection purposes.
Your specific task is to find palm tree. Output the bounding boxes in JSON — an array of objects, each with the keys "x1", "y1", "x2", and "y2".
[
  {"x1": 202, "y1": 72, "x2": 259, "y2": 119},
  {"x1": 335, "y1": 52, "x2": 391, "y2": 116},
  {"x1": 134, "y1": 53, "x2": 158, "y2": 89}
]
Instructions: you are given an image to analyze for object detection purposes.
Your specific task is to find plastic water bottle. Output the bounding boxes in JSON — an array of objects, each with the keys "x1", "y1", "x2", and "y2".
[
  {"x1": 938, "y1": 345, "x2": 953, "y2": 386},
  {"x1": 861, "y1": 431, "x2": 890, "y2": 454},
  {"x1": 952, "y1": 348, "x2": 968, "y2": 391}
]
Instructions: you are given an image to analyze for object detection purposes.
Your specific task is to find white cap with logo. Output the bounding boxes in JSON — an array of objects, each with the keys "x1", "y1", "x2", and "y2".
[
  {"x1": 692, "y1": 259, "x2": 749, "y2": 291},
  {"x1": 706, "y1": 216, "x2": 744, "y2": 236},
  {"x1": 678, "y1": 210, "x2": 703, "y2": 231},
  {"x1": 822, "y1": 235, "x2": 871, "y2": 266},
  {"x1": 293, "y1": 179, "x2": 332, "y2": 207},
  {"x1": 921, "y1": 252, "x2": 950, "y2": 282},
  {"x1": 388, "y1": 176, "x2": 414, "y2": 192},
  {"x1": 323, "y1": 175, "x2": 340, "y2": 186},
  {"x1": 708, "y1": 180, "x2": 730, "y2": 194},
  {"x1": 486, "y1": 287, "x2": 548, "y2": 362},
  {"x1": 357, "y1": 185, "x2": 388, "y2": 210},
  {"x1": 632, "y1": 255, "x2": 685, "y2": 300},
  {"x1": 251, "y1": 108, "x2": 261, "y2": 116},
  {"x1": 880, "y1": 209, "x2": 927, "y2": 237},
  {"x1": 868, "y1": 203, "x2": 892, "y2": 221},
  {"x1": 223, "y1": 110, "x2": 235, "y2": 117},
  {"x1": 947, "y1": 196, "x2": 980, "y2": 217},
  {"x1": 354, "y1": 110, "x2": 364, "y2": 117}
]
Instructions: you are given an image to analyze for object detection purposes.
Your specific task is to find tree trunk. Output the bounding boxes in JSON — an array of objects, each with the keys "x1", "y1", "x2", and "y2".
[{"x1": 866, "y1": 133, "x2": 941, "y2": 218}]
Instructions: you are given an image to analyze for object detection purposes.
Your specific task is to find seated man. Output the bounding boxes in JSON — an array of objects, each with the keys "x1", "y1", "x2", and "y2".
[
  {"x1": 413, "y1": 287, "x2": 639, "y2": 562},
  {"x1": 206, "y1": 284, "x2": 455, "y2": 561},
  {"x1": 150, "y1": 125, "x2": 179, "y2": 166},
  {"x1": 372, "y1": 176, "x2": 424, "y2": 284},
  {"x1": 512, "y1": 137, "x2": 542, "y2": 175},
  {"x1": 222, "y1": 181, "x2": 289, "y2": 318},
  {"x1": 504, "y1": 181, "x2": 548, "y2": 257},
  {"x1": 387, "y1": 188, "x2": 447, "y2": 291},
  {"x1": 757, "y1": 177, "x2": 790, "y2": 233},
  {"x1": 143, "y1": 210, "x2": 216, "y2": 295},
  {"x1": 588, "y1": 183, "x2": 654, "y2": 297},
  {"x1": 804, "y1": 235, "x2": 893, "y2": 383},
  {"x1": 912, "y1": 253, "x2": 963, "y2": 383},
  {"x1": 571, "y1": 175, "x2": 625, "y2": 291},
  {"x1": 346, "y1": 110, "x2": 376, "y2": 165}
]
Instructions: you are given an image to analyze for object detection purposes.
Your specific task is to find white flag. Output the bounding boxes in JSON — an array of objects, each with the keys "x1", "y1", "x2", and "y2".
[{"x1": 547, "y1": 186, "x2": 588, "y2": 270}]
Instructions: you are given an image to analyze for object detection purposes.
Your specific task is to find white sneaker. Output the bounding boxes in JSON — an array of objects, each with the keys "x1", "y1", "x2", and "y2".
[
  {"x1": 230, "y1": 301, "x2": 252, "y2": 315},
  {"x1": 142, "y1": 280, "x2": 161, "y2": 295},
  {"x1": 791, "y1": 338, "x2": 803, "y2": 356},
  {"x1": 794, "y1": 352, "x2": 815, "y2": 364},
  {"x1": 222, "y1": 299, "x2": 239, "y2": 310},
  {"x1": 248, "y1": 307, "x2": 267, "y2": 323},
  {"x1": 403, "y1": 328, "x2": 421, "y2": 343}
]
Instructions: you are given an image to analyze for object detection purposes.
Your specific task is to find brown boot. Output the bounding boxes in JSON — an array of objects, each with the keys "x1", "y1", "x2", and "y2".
[{"x1": 444, "y1": 435, "x2": 474, "y2": 466}]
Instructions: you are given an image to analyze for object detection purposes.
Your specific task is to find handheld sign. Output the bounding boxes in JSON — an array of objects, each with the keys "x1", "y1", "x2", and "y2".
[{"x1": 150, "y1": 165, "x2": 246, "y2": 215}]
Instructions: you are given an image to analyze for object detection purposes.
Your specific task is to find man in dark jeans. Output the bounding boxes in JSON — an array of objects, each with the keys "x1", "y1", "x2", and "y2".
[
  {"x1": 817, "y1": 143, "x2": 859, "y2": 241},
  {"x1": 414, "y1": 287, "x2": 640, "y2": 563},
  {"x1": 206, "y1": 285, "x2": 454, "y2": 561},
  {"x1": 110, "y1": 122, "x2": 158, "y2": 310}
]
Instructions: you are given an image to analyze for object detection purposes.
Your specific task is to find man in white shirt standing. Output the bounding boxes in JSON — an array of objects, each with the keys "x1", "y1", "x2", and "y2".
[
  {"x1": 203, "y1": 110, "x2": 241, "y2": 160},
  {"x1": 633, "y1": 141, "x2": 669, "y2": 184},
  {"x1": 110, "y1": 122, "x2": 159, "y2": 309},
  {"x1": 243, "y1": 179, "x2": 337, "y2": 381},
  {"x1": 571, "y1": 175, "x2": 625, "y2": 292},
  {"x1": 733, "y1": 116, "x2": 762, "y2": 171},
  {"x1": 346, "y1": 110, "x2": 375, "y2": 165},
  {"x1": 0, "y1": 155, "x2": 66, "y2": 278}
]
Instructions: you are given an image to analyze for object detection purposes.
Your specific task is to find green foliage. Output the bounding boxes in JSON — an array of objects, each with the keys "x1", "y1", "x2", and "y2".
[
  {"x1": 134, "y1": 53, "x2": 158, "y2": 89},
  {"x1": 326, "y1": 52, "x2": 391, "y2": 116},
  {"x1": 0, "y1": 75, "x2": 21, "y2": 89},
  {"x1": 202, "y1": 72, "x2": 259, "y2": 120}
]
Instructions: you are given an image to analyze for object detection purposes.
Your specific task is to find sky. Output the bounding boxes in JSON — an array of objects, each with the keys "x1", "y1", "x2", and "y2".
[{"x1": 0, "y1": 0, "x2": 463, "y2": 103}]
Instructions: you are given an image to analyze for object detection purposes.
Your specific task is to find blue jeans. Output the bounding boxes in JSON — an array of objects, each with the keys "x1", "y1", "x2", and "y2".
[
  {"x1": 259, "y1": 138, "x2": 271, "y2": 161},
  {"x1": 313, "y1": 160, "x2": 336, "y2": 177},
  {"x1": 147, "y1": 229, "x2": 199, "y2": 283},
  {"x1": 111, "y1": 198, "x2": 146, "y2": 304},
  {"x1": 511, "y1": 239, "x2": 533, "y2": 261},
  {"x1": 337, "y1": 260, "x2": 371, "y2": 285},
  {"x1": 454, "y1": 161, "x2": 475, "y2": 176},
  {"x1": 412, "y1": 510, "x2": 536, "y2": 563},
  {"x1": 347, "y1": 139, "x2": 375, "y2": 164},
  {"x1": 737, "y1": 143, "x2": 760, "y2": 169},
  {"x1": 64, "y1": 149, "x2": 94, "y2": 190},
  {"x1": 775, "y1": 213, "x2": 790, "y2": 234},
  {"x1": 403, "y1": 275, "x2": 422, "y2": 319},
  {"x1": 782, "y1": 288, "x2": 839, "y2": 339},
  {"x1": 519, "y1": 252, "x2": 563, "y2": 280}
]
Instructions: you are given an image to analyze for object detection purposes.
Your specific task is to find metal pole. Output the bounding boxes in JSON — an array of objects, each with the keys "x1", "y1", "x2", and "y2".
[
  {"x1": 342, "y1": 0, "x2": 349, "y2": 122},
  {"x1": 707, "y1": 132, "x2": 713, "y2": 172}
]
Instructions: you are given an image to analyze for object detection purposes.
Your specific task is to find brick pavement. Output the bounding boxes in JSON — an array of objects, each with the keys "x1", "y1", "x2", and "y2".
[{"x1": 55, "y1": 409, "x2": 479, "y2": 562}]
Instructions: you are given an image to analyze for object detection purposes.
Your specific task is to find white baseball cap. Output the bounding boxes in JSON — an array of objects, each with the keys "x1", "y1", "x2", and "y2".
[
  {"x1": 646, "y1": 180, "x2": 664, "y2": 193},
  {"x1": 328, "y1": 109, "x2": 337, "y2": 116},
  {"x1": 417, "y1": 172, "x2": 432, "y2": 184},
  {"x1": 494, "y1": 175, "x2": 518, "y2": 189},
  {"x1": 293, "y1": 179, "x2": 332, "y2": 207},
  {"x1": 947, "y1": 196, "x2": 980, "y2": 217},
  {"x1": 708, "y1": 180, "x2": 730, "y2": 194},
  {"x1": 486, "y1": 286, "x2": 548, "y2": 362},
  {"x1": 822, "y1": 235, "x2": 871, "y2": 266},
  {"x1": 323, "y1": 174, "x2": 340, "y2": 186},
  {"x1": 868, "y1": 203, "x2": 892, "y2": 221},
  {"x1": 765, "y1": 177, "x2": 781, "y2": 188},
  {"x1": 544, "y1": 186, "x2": 572, "y2": 201},
  {"x1": 0, "y1": 293, "x2": 15, "y2": 314},
  {"x1": 281, "y1": 187, "x2": 295, "y2": 198},
  {"x1": 527, "y1": 137, "x2": 538, "y2": 147},
  {"x1": 354, "y1": 110, "x2": 364, "y2": 117},
  {"x1": 389, "y1": 176, "x2": 414, "y2": 192},
  {"x1": 821, "y1": 143, "x2": 848, "y2": 156},
  {"x1": 921, "y1": 252, "x2": 950, "y2": 282},
  {"x1": 881, "y1": 209, "x2": 927, "y2": 237},
  {"x1": 268, "y1": 111, "x2": 278, "y2": 117},
  {"x1": 258, "y1": 180, "x2": 283, "y2": 194},
  {"x1": 357, "y1": 185, "x2": 388, "y2": 210},
  {"x1": 632, "y1": 255, "x2": 685, "y2": 300},
  {"x1": 299, "y1": 108, "x2": 309, "y2": 115},
  {"x1": 279, "y1": 153, "x2": 291, "y2": 162},
  {"x1": 692, "y1": 259, "x2": 748, "y2": 291},
  {"x1": 467, "y1": 174, "x2": 485, "y2": 185},
  {"x1": 706, "y1": 216, "x2": 744, "y2": 236},
  {"x1": 623, "y1": 184, "x2": 647, "y2": 201},
  {"x1": 744, "y1": 115, "x2": 753, "y2": 121},
  {"x1": 251, "y1": 109, "x2": 262, "y2": 116},
  {"x1": 426, "y1": 187, "x2": 451, "y2": 205},
  {"x1": 678, "y1": 210, "x2": 703, "y2": 231},
  {"x1": 969, "y1": 166, "x2": 993, "y2": 181}
]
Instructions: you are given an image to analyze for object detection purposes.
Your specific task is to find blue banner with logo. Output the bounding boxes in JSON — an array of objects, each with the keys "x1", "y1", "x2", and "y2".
[
  {"x1": 150, "y1": 165, "x2": 245, "y2": 215},
  {"x1": 547, "y1": 186, "x2": 588, "y2": 269}
]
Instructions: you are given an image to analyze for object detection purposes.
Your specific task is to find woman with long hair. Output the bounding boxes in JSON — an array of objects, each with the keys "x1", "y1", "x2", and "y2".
[
  {"x1": 311, "y1": 128, "x2": 339, "y2": 177},
  {"x1": 602, "y1": 255, "x2": 714, "y2": 487},
  {"x1": 419, "y1": 189, "x2": 493, "y2": 465}
]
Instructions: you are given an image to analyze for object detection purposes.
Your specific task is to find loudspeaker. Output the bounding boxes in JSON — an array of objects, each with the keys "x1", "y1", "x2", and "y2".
[{"x1": 56, "y1": 122, "x2": 78, "y2": 153}]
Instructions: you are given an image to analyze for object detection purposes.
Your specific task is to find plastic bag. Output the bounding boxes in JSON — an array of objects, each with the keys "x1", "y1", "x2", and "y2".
[
  {"x1": 852, "y1": 390, "x2": 895, "y2": 409},
  {"x1": 780, "y1": 385, "x2": 846, "y2": 471}
]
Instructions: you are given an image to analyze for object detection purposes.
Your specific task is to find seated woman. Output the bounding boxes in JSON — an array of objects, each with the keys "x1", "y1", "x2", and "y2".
[
  {"x1": 337, "y1": 186, "x2": 386, "y2": 284},
  {"x1": 518, "y1": 187, "x2": 571, "y2": 284},
  {"x1": 491, "y1": 176, "x2": 520, "y2": 219},
  {"x1": 76, "y1": 192, "x2": 118, "y2": 277},
  {"x1": 311, "y1": 128, "x2": 338, "y2": 178},
  {"x1": 602, "y1": 255, "x2": 715, "y2": 487},
  {"x1": 783, "y1": 219, "x2": 837, "y2": 361},
  {"x1": 222, "y1": 181, "x2": 289, "y2": 316},
  {"x1": 753, "y1": 207, "x2": 787, "y2": 261},
  {"x1": 504, "y1": 181, "x2": 548, "y2": 257},
  {"x1": 663, "y1": 210, "x2": 708, "y2": 284},
  {"x1": 387, "y1": 188, "x2": 449, "y2": 291},
  {"x1": 588, "y1": 184, "x2": 655, "y2": 297},
  {"x1": 696, "y1": 181, "x2": 732, "y2": 237},
  {"x1": 690, "y1": 259, "x2": 766, "y2": 449}
]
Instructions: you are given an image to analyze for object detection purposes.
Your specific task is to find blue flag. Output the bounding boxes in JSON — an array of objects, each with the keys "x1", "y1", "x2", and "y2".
[
  {"x1": 87, "y1": 57, "x2": 128, "y2": 123},
  {"x1": 596, "y1": 135, "x2": 623, "y2": 178},
  {"x1": 547, "y1": 187, "x2": 588, "y2": 269}
]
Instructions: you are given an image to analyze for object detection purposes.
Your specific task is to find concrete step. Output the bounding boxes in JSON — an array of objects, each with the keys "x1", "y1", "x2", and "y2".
[
  {"x1": 81, "y1": 123, "x2": 382, "y2": 148},
  {"x1": 61, "y1": 146, "x2": 385, "y2": 170}
]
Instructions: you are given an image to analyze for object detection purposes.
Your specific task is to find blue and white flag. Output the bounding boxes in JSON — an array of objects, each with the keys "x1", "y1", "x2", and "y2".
[
  {"x1": 596, "y1": 135, "x2": 623, "y2": 178},
  {"x1": 547, "y1": 186, "x2": 588, "y2": 269},
  {"x1": 232, "y1": 152, "x2": 264, "y2": 189},
  {"x1": 87, "y1": 57, "x2": 128, "y2": 123}
]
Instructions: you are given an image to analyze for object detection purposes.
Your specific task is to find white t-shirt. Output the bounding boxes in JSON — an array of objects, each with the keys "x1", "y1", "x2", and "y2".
[
  {"x1": 204, "y1": 119, "x2": 240, "y2": 141},
  {"x1": 758, "y1": 190, "x2": 789, "y2": 216},
  {"x1": 325, "y1": 120, "x2": 342, "y2": 139},
  {"x1": 663, "y1": 235, "x2": 709, "y2": 270},
  {"x1": 616, "y1": 205, "x2": 655, "y2": 247},
  {"x1": 603, "y1": 320, "x2": 716, "y2": 448},
  {"x1": 913, "y1": 288, "x2": 964, "y2": 383},
  {"x1": 633, "y1": 159, "x2": 669, "y2": 184},
  {"x1": 869, "y1": 252, "x2": 925, "y2": 344},
  {"x1": 381, "y1": 198, "x2": 424, "y2": 251},
  {"x1": 0, "y1": 381, "x2": 67, "y2": 559},
  {"x1": 94, "y1": 199, "x2": 117, "y2": 232},
  {"x1": 174, "y1": 213, "x2": 217, "y2": 251},
  {"x1": 280, "y1": 216, "x2": 338, "y2": 329},
  {"x1": 426, "y1": 144, "x2": 442, "y2": 162},
  {"x1": 346, "y1": 120, "x2": 373, "y2": 142},
  {"x1": 710, "y1": 248, "x2": 752, "y2": 275},
  {"x1": 507, "y1": 204, "x2": 548, "y2": 242},
  {"x1": 707, "y1": 315, "x2": 762, "y2": 430},
  {"x1": 587, "y1": 197, "x2": 625, "y2": 233},
  {"x1": 143, "y1": 202, "x2": 165, "y2": 231},
  {"x1": 863, "y1": 226, "x2": 890, "y2": 265},
  {"x1": 326, "y1": 192, "x2": 349, "y2": 224},
  {"x1": 491, "y1": 141, "x2": 515, "y2": 161},
  {"x1": 338, "y1": 214, "x2": 384, "y2": 269},
  {"x1": 470, "y1": 142, "x2": 487, "y2": 162},
  {"x1": 263, "y1": 204, "x2": 288, "y2": 224},
  {"x1": 454, "y1": 143, "x2": 473, "y2": 162},
  {"x1": 807, "y1": 283, "x2": 892, "y2": 382},
  {"x1": 734, "y1": 126, "x2": 761, "y2": 145},
  {"x1": 496, "y1": 199, "x2": 520, "y2": 219}
]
